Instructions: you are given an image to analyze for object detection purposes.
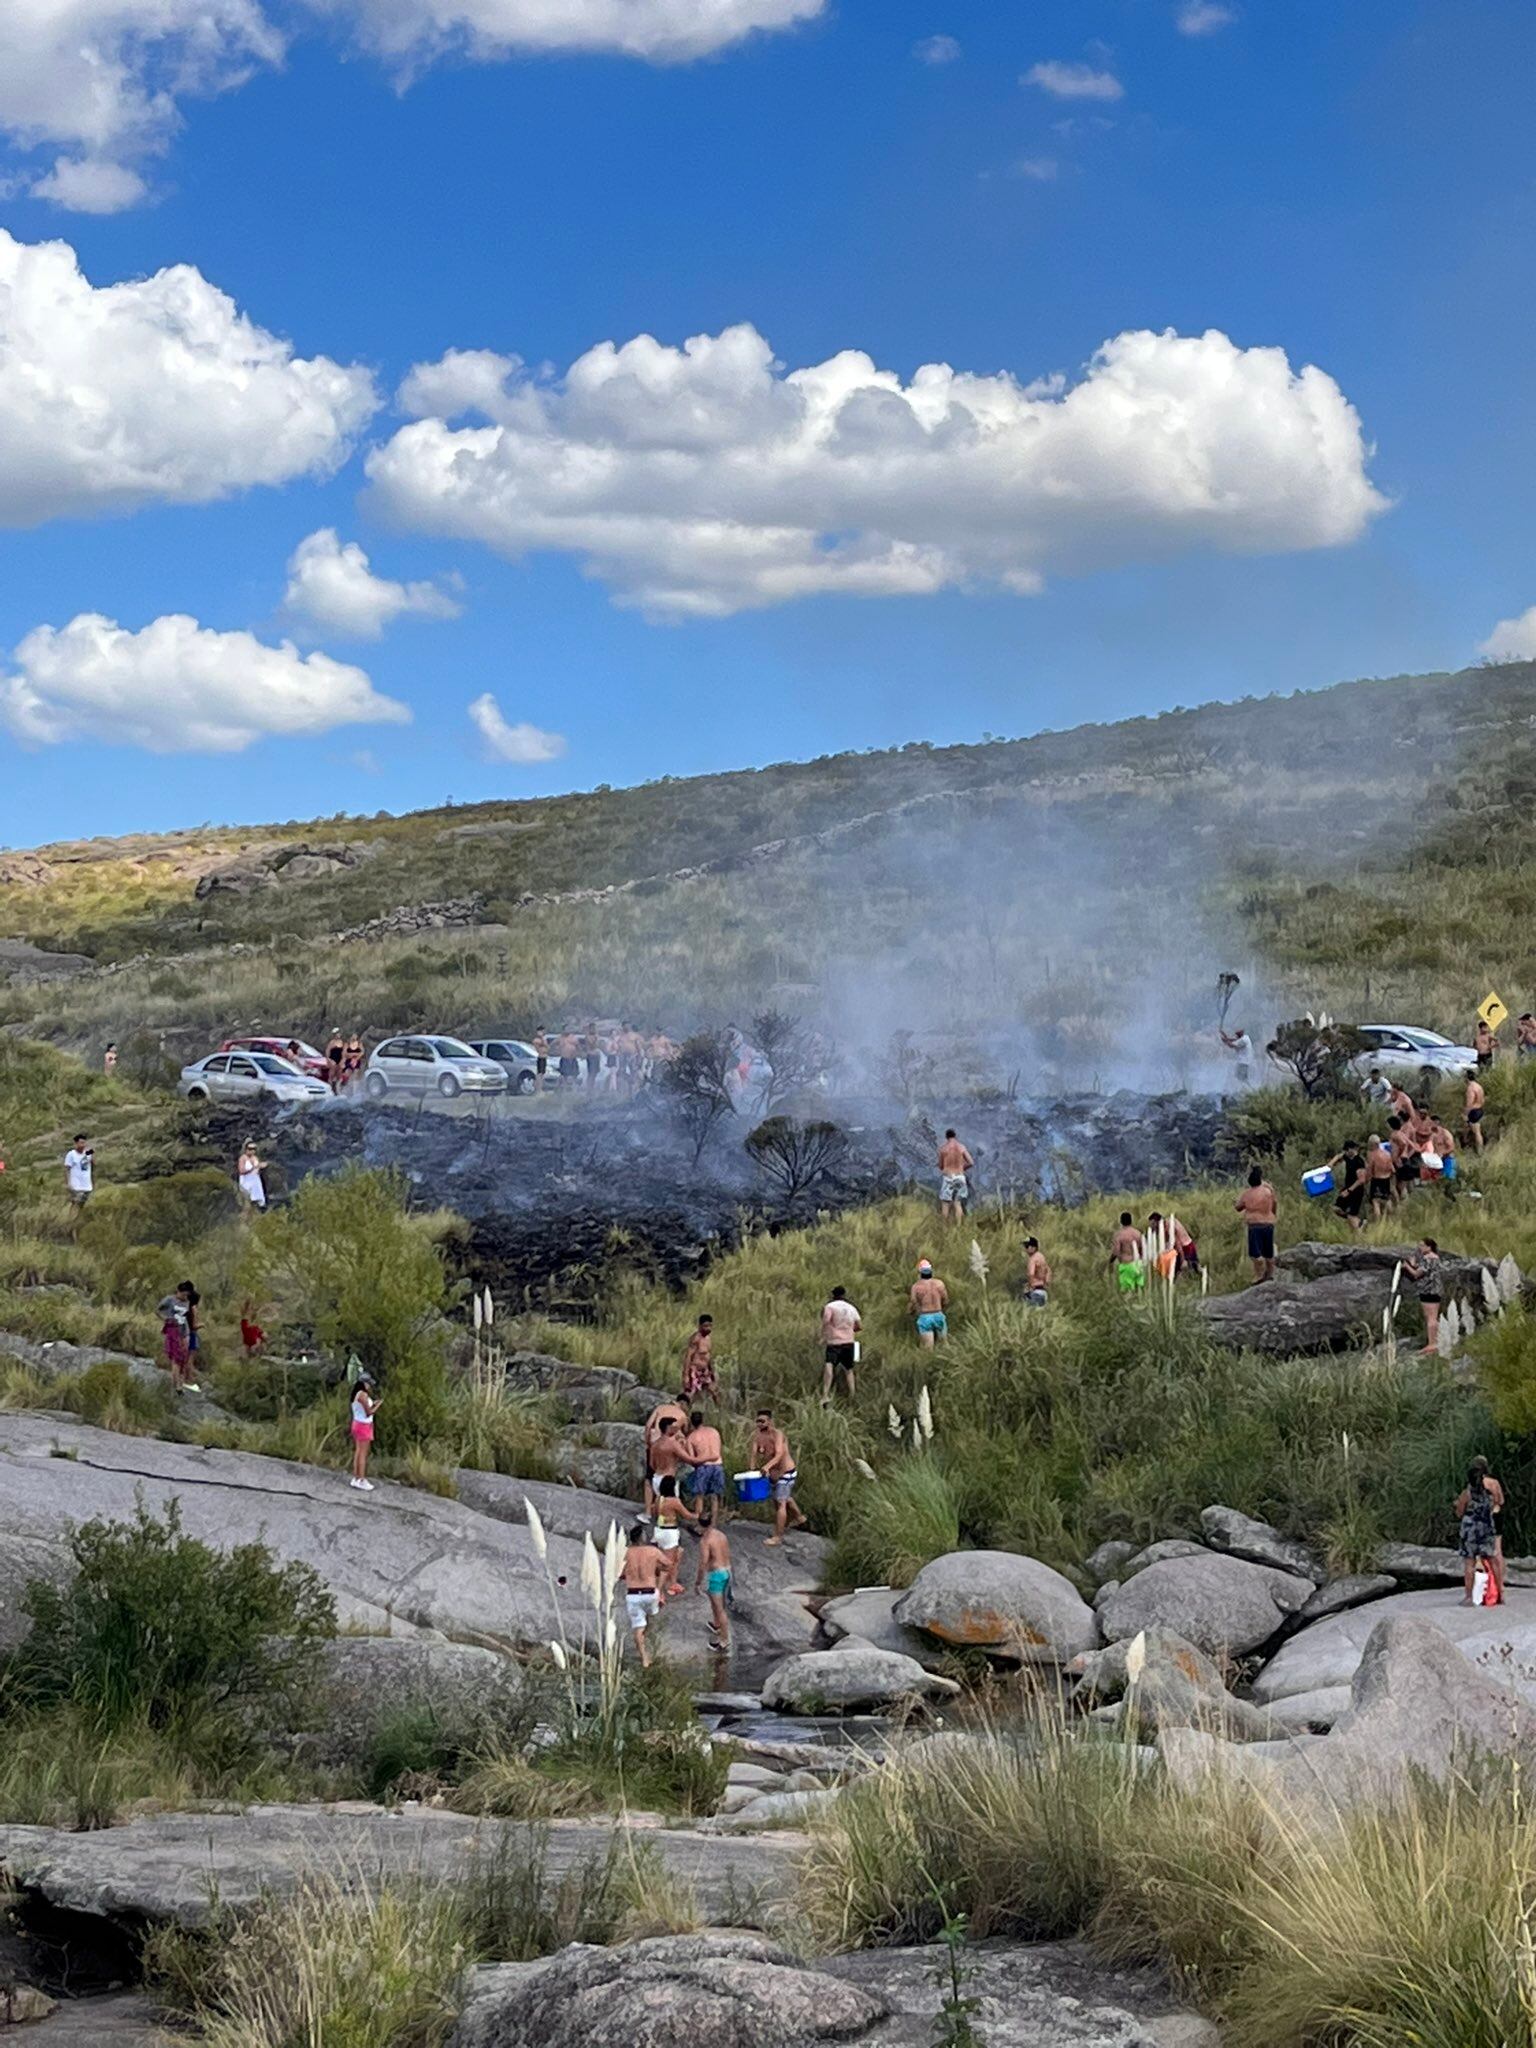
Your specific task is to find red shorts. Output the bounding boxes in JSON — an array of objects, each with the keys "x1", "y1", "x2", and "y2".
[{"x1": 351, "y1": 1421, "x2": 374, "y2": 1442}]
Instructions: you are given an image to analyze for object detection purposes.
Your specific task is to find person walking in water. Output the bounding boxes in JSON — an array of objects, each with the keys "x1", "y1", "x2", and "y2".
[
  {"x1": 695, "y1": 1508, "x2": 733, "y2": 1651},
  {"x1": 938, "y1": 1130, "x2": 974, "y2": 1223},
  {"x1": 1235, "y1": 1167, "x2": 1279, "y2": 1284},
  {"x1": 909, "y1": 1259, "x2": 949, "y2": 1347},
  {"x1": 622, "y1": 1523, "x2": 664, "y2": 1667},
  {"x1": 349, "y1": 1375, "x2": 379, "y2": 1491},
  {"x1": 1454, "y1": 1457, "x2": 1503, "y2": 1604},
  {"x1": 1110, "y1": 1213, "x2": 1145, "y2": 1294}
]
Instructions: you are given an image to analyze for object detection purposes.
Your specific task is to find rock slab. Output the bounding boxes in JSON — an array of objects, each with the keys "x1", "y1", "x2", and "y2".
[
  {"x1": 761, "y1": 1644, "x2": 960, "y2": 1714},
  {"x1": 1097, "y1": 1552, "x2": 1313, "y2": 1660},
  {"x1": 893, "y1": 1550, "x2": 1098, "y2": 1664}
]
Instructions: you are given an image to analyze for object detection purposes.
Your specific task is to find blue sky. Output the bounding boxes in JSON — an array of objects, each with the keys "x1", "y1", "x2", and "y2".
[{"x1": 2, "y1": 0, "x2": 1534, "y2": 843}]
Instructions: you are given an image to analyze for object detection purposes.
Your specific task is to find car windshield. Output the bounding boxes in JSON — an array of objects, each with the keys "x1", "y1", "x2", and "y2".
[
  {"x1": 1399, "y1": 1029, "x2": 1452, "y2": 1049},
  {"x1": 426, "y1": 1037, "x2": 477, "y2": 1058},
  {"x1": 251, "y1": 1054, "x2": 299, "y2": 1074}
]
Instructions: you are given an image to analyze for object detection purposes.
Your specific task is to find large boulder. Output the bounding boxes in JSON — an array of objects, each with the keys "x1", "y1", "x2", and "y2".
[
  {"x1": 1164, "y1": 1614, "x2": 1536, "y2": 1808},
  {"x1": 449, "y1": 1934, "x2": 890, "y2": 2048},
  {"x1": 893, "y1": 1551, "x2": 1098, "y2": 1664},
  {"x1": 299, "y1": 1637, "x2": 529, "y2": 1771},
  {"x1": 1294, "y1": 1573, "x2": 1397, "y2": 1623},
  {"x1": 1252, "y1": 1586, "x2": 1536, "y2": 1704},
  {"x1": 1197, "y1": 1271, "x2": 1398, "y2": 1356},
  {"x1": 551, "y1": 1423, "x2": 646, "y2": 1498},
  {"x1": 1279, "y1": 1241, "x2": 1514, "y2": 1305},
  {"x1": 1198, "y1": 1506, "x2": 1323, "y2": 1580},
  {"x1": 1071, "y1": 1627, "x2": 1281, "y2": 1742},
  {"x1": 817, "y1": 1587, "x2": 950, "y2": 1669},
  {"x1": 1097, "y1": 1553, "x2": 1313, "y2": 1661},
  {"x1": 761, "y1": 1644, "x2": 960, "y2": 1715},
  {"x1": 500, "y1": 1350, "x2": 663, "y2": 1425}
]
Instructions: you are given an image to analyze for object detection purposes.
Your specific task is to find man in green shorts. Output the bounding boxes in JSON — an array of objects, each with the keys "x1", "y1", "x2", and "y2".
[
  {"x1": 1110, "y1": 1212, "x2": 1146, "y2": 1293},
  {"x1": 695, "y1": 1508, "x2": 733, "y2": 1651}
]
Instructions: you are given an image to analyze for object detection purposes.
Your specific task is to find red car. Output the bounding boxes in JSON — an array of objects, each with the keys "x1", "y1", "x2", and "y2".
[{"x1": 219, "y1": 1035, "x2": 331, "y2": 1082}]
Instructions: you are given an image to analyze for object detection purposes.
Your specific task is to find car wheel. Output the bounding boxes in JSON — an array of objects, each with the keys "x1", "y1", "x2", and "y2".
[
  {"x1": 186, "y1": 1085, "x2": 210, "y2": 1101},
  {"x1": 365, "y1": 1072, "x2": 388, "y2": 1100},
  {"x1": 514, "y1": 1070, "x2": 536, "y2": 1095},
  {"x1": 438, "y1": 1072, "x2": 462, "y2": 1099}
]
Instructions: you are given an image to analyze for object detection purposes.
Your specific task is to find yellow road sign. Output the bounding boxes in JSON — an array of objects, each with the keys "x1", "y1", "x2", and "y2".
[{"x1": 1480, "y1": 992, "x2": 1509, "y2": 1032}]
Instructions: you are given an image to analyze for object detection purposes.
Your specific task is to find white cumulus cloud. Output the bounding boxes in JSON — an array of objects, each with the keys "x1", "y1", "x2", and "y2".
[
  {"x1": 1024, "y1": 60, "x2": 1124, "y2": 101},
  {"x1": 0, "y1": 229, "x2": 377, "y2": 528},
  {"x1": 468, "y1": 691, "x2": 567, "y2": 764},
  {"x1": 0, "y1": 614, "x2": 411, "y2": 754},
  {"x1": 0, "y1": 1, "x2": 823, "y2": 205},
  {"x1": 1177, "y1": 1, "x2": 1235, "y2": 34},
  {"x1": 1480, "y1": 606, "x2": 1536, "y2": 663},
  {"x1": 30, "y1": 156, "x2": 150, "y2": 213},
  {"x1": 284, "y1": 528, "x2": 462, "y2": 638},
  {"x1": 913, "y1": 34, "x2": 960, "y2": 65},
  {"x1": 367, "y1": 322, "x2": 1388, "y2": 619}
]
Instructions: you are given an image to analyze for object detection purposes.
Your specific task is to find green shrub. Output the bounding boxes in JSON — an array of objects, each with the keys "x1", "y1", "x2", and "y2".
[
  {"x1": 10, "y1": 1502, "x2": 335, "y2": 1757},
  {"x1": 244, "y1": 1167, "x2": 449, "y2": 1449},
  {"x1": 827, "y1": 1456, "x2": 962, "y2": 1588}
]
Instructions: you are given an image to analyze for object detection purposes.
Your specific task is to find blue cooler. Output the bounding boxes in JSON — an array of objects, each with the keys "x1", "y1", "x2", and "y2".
[
  {"x1": 734, "y1": 1471, "x2": 771, "y2": 1504},
  {"x1": 1302, "y1": 1166, "x2": 1335, "y2": 1198}
]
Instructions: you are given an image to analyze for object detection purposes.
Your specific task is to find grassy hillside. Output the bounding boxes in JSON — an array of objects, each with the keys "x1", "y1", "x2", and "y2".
[{"x1": 6, "y1": 657, "x2": 1536, "y2": 1082}]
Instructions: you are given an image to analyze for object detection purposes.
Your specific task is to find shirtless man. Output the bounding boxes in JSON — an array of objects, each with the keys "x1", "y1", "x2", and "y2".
[
  {"x1": 686, "y1": 1411, "x2": 726, "y2": 1523},
  {"x1": 1474, "y1": 1017, "x2": 1500, "y2": 1070},
  {"x1": 1110, "y1": 1212, "x2": 1145, "y2": 1294},
  {"x1": 937, "y1": 1130, "x2": 974, "y2": 1224},
  {"x1": 556, "y1": 1029, "x2": 582, "y2": 1085},
  {"x1": 820, "y1": 1286, "x2": 861, "y2": 1402},
  {"x1": 1466, "y1": 1073, "x2": 1487, "y2": 1151},
  {"x1": 1146, "y1": 1211, "x2": 1199, "y2": 1278},
  {"x1": 1022, "y1": 1236, "x2": 1052, "y2": 1306},
  {"x1": 695, "y1": 1509, "x2": 733, "y2": 1651},
  {"x1": 621, "y1": 1523, "x2": 665, "y2": 1667},
  {"x1": 643, "y1": 1399, "x2": 693, "y2": 1514},
  {"x1": 1235, "y1": 1167, "x2": 1279, "y2": 1283},
  {"x1": 909, "y1": 1260, "x2": 949, "y2": 1348},
  {"x1": 1388, "y1": 1080, "x2": 1415, "y2": 1123},
  {"x1": 752, "y1": 1409, "x2": 807, "y2": 1546},
  {"x1": 1388, "y1": 1114, "x2": 1421, "y2": 1199},
  {"x1": 1366, "y1": 1133, "x2": 1396, "y2": 1219},
  {"x1": 1519, "y1": 1014, "x2": 1536, "y2": 1061}
]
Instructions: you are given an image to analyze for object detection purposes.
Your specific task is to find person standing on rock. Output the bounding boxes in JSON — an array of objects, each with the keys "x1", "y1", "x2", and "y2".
[
  {"x1": 1454, "y1": 1457, "x2": 1503, "y2": 1603},
  {"x1": 681, "y1": 1314, "x2": 718, "y2": 1405},
  {"x1": 653, "y1": 1476, "x2": 697, "y2": 1604},
  {"x1": 909, "y1": 1260, "x2": 949, "y2": 1347},
  {"x1": 1023, "y1": 1236, "x2": 1052, "y2": 1305},
  {"x1": 349, "y1": 1375, "x2": 378, "y2": 1491},
  {"x1": 645, "y1": 1411, "x2": 697, "y2": 1517},
  {"x1": 753, "y1": 1409, "x2": 808, "y2": 1547},
  {"x1": 937, "y1": 1130, "x2": 974, "y2": 1224},
  {"x1": 819, "y1": 1286, "x2": 861, "y2": 1402},
  {"x1": 1403, "y1": 1237, "x2": 1443, "y2": 1352},
  {"x1": 622, "y1": 1522, "x2": 664, "y2": 1667},
  {"x1": 1465, "y1": 1073, "x2": 1488, "y2": 1152},
  {"x1": 1110, "y1": 1212, "x2": 1145, "y2": 1294},
  {"x1": 695, "y1": 1509, "x2": 733, "y2": 1651},
  {"x1": 1235, "y1": 1168, "x2": 1278, "y2": 1284},
  {"x1": 686, "y1": 1410, "x2": 726, "y2": 1519}
]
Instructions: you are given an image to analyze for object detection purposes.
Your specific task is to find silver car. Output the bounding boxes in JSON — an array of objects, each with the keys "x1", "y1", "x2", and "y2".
[
  {"x1": 1354, "y1": 1024, "x2": 1478, "y2": 1085},
  {"x1": 179, "y1": 1050, "x2": 331, "y2": 1105},
  {"x1": 364, "y1": 1034, "x2": 509, "y2": 1100},
  {"x1": 467, "y1": 1039, "x2": 545, "y2": 1095}
]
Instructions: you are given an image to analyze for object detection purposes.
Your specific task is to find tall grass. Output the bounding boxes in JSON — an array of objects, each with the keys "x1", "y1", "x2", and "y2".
[{"x1": 802, "y1": 1723, "x2": 1536, "y2": 2048}]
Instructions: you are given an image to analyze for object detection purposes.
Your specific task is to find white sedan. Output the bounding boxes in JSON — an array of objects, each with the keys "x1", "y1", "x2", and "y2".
[
  {"x1": 179, "y1": 1050, "x2": 332, "y2": 1105},
  {"x1": 1353, "y1": 1024, "x2": 1479, "y2": 1084}
]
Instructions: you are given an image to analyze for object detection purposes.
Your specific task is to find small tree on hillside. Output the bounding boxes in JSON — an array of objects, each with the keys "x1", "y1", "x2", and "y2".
[
  {"x1": 744, "y1": 1116, "x2": 849, "y2": 1200},
  {"x1": 1266, "y1": 1019, "x2": 1371, "y2": 1100},
  {"x1": 748, "y1": 1010, "x2": 826, "y2": 1115},
  {"x1": 660, "y1": 1030, "x2": 739, "y2": 1165}
]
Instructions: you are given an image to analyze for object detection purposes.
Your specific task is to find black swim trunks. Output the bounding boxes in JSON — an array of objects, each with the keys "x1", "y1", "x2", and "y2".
[{"x1": 1246, "y1": 1224, "x2": 1276, "y2": 1261}]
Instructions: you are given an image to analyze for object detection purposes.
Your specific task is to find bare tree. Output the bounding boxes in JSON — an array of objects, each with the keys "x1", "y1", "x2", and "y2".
[
  {"x1": 876, "y1": 1030, "x2": 942, "y2": 1112},
  {"x1": 744, "y1": 1116, "x2": 849, "y2": 1199},
  {"x1": 659, "y1": 1029, "x2": 739, "y2": 1164},
  {"x1": 749, "y1": 1009, "x2": 826, "y2": 1114}
]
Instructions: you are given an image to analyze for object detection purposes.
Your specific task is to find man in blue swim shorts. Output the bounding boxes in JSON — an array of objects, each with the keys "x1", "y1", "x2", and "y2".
[{"x1": 909, "y1": 1258, "x2": 950, "y2": 1348}]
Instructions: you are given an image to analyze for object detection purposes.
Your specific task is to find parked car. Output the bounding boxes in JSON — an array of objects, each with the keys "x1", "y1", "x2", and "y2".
[
  {"x1": 180, "y1": 1051, "x2": 331, "y2": 1105},
  {"x1": 467, "y1": 1039, "x2": 545, "y2": 1094},
  {"x1": 364, "y1": 1035, "x2": 508, "y2": 1100},
  {"x1": 220, "y1": 1034, "x2": 331, "y2": 1082},
  {"x1": 1353, "y1": 1024, "x2": 1478, "y2": 1086}
]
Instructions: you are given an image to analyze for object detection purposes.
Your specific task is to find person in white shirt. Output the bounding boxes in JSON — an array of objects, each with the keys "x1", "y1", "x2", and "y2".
[
  {"x1": 236, "y1": 1143, "x2": 267, "y2": 1209},
  {"x1": 819, "y1": 1286, "x2": 862, "y2": 1402},
  {"x1": 64, "y1": 1135, "x2": 93, "y2": 1210}
]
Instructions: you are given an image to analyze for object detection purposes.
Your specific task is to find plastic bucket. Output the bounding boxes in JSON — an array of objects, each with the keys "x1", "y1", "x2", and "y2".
[
  {"x1": 1302, "y1": 1167, "x2": 1335, "y2": 1197},
  {"x1": 734, "y1": 1471, "x2": 771, "y2": 1503}
]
